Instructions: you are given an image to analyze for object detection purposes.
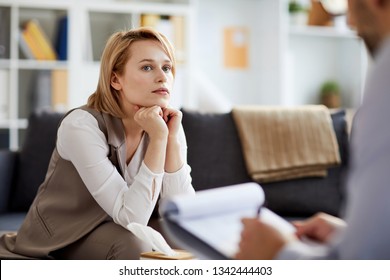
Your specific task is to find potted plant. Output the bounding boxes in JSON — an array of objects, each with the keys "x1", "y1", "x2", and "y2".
[
  {"x1": 288, "y1": 1, "x2": 308, "y2": 26},
  {"x1": 289, "y1": 1, "x2": 303, "y2": 13},
  {"x1": 320, "y1": 80, "x2": 341, "y2": 108}
]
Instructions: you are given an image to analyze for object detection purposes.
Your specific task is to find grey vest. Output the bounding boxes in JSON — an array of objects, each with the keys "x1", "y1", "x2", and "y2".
[{"x1": 0, "y1": 106, "x2": 128, "y2": 259}]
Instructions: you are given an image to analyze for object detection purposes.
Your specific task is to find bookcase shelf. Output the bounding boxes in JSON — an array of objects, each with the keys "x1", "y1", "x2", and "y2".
[
  {"x1": 280, "y1": 0, "x2": 368, "y2": 109},
  {"x1": 289, "y1": 25, "x2": 358, "y2": 39},
  {"x1": 0, "y1": 0, "x2": 194, "y2": 150},
  {"x1": 285, "y1": 20, "x2": 367, "y2": 109},
  {"x1": 16, "y1": 60, "x2": 68, "y2": 69},
  {"x1": 0, "y1": 59, "x2": 10, "y2": 67}
]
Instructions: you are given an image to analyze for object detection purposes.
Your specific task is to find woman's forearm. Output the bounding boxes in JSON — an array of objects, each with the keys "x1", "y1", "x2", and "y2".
[
  {"x1": 143, "y1": 137, "x2": 167, "y2": 173},
  {"x1": 165, "y1": 135, "x2": 184, "y2": 173}
]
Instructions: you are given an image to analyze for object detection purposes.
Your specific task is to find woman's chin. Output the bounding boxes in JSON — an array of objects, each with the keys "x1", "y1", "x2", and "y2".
[
  {"x1": 154, "y1": 100, "x2": 170, "y2": 109},
  {"x1": 136, "y1": 98, "x2": 170, "y2": 109}
]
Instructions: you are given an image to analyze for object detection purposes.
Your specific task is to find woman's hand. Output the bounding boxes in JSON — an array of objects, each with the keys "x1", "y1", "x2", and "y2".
[
  {"x1": 134, "y1": 105, "x2": 168, "y2": 140},
  {"x1": 133, "y1": 105, "x2": 168, "y2": 174},
  {"x1": 134, "y1": 106, "x2": 184, "y2": 173},
  {"x1": 162, "y1": 107, "x2": 182, "y2": 137},
  {"x1": 161, "y1": 107, "x2": 184, "y2": 173},
  {"x1": 235, "y1": 218, "x2": 294, "y2": 260},
  {"x1": 293, "y1": 212, "x2": 347, "y2": 243}
]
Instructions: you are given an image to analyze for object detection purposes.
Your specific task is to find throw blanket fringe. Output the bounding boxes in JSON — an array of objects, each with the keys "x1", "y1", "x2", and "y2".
[{"x1": 232, "y1": 105, "x2": 341, "y2": 183}]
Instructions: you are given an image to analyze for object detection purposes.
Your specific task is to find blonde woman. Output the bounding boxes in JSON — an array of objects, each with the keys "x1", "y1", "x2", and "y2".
[{"x1": 0, "y1": 27, "x2": 195, "y2": 259}]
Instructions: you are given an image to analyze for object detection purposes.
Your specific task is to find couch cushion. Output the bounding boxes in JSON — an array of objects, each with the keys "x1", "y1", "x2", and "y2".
[
  {"x1": 181, "y1": 109, "x2": 252, "y2": 191},
  {"x1": 259, "y1": 110, "x2": 349, "y2": 217},
  {"x1": 9, "y1": 110, "x2": 64, "y2": 211}
]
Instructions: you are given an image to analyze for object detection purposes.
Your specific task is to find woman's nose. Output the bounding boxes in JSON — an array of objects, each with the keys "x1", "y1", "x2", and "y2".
[{"x1": 155, "y1": 69, "x2": 167, "y2": 83}]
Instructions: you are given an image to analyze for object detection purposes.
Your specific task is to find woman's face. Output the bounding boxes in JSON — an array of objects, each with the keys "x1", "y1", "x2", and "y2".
[{"x1": 114, "y1": 39, "x2": 174, "y2": 113}]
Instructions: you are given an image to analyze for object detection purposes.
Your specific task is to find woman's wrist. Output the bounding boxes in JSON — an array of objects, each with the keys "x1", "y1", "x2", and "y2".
[{"x1": 165, "y1": 136, "x2": 183, "y2": 173}]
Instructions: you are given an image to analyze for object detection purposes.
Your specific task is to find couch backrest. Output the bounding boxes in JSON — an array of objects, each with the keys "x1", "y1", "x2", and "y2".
[
  {"x1": 0, "y1": 150, "x2": 17, "y2": 213},
  {"x1": 182, "y1": 109, "x2": 252, "y2": 190},
  {"x1": 182, "y1": 109, "x2": 349, "y2": 218},
  {"x1": 9, "y1": 110, "x2": 64, "y2": 212}
]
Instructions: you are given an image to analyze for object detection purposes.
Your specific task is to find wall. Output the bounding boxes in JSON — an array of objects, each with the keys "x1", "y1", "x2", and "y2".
[{"x1": 193, "y1": 0, "x2": 283, "y2": 111}]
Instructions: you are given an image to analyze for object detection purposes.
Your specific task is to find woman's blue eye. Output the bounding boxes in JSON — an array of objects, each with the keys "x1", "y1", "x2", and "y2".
[
  {"x1": 163, "y1": 65, "x2": 172, "y2": 73},
  {"x1": 142, "y1": 65, "x2": 152, "y2": 71}
]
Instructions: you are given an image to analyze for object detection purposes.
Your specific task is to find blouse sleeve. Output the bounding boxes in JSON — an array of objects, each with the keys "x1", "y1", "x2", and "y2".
[
  {"x1": 160, "y1": 125, "x2": 195, "y2": 198},
  {"x1": 57, "y1": 109, "x2": 163, "y2": 227}
]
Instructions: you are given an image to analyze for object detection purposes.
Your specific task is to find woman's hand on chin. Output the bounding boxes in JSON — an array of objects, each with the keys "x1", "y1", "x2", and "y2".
[
  {"x1": 134, "y1": 105, "x2": 168, "y2": 140},
  {"x1": 162, "y1": 107, "x2": 182, "y2": 137}
]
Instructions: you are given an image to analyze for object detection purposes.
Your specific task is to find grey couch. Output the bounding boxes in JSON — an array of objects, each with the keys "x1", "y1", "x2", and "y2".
[{"x1": 0, "y1": 108, "x2": 349, "y2": 233}]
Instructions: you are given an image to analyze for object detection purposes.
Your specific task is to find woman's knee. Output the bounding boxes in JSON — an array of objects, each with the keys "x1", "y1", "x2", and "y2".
[{"x1": 105, "y1": 223, "x2": 152, "y2": 260}]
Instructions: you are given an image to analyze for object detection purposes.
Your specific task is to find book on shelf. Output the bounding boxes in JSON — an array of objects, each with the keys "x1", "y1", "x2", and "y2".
[
  {"x1": 30, "y1": 70, "x2": 52, "y2": 113},
  {"x1": 140, "y1": 14, "x2": 161, "y2": 28},
  {"x1": 159, "y1": 182, "x2": 296, "y2": 260},
  {"x1": 51, "y1": 69, "x2": 68, "y2": 112},
  {"x1": 140, "y1": 14, "x2": 185, "y2": 59},
  {"x1": 171, "y1": 16, "x2": 185, "y2": 61},
  {"x1": 55, "y1": 16, "x2": 68, "y2": 61},
  {"x1": 19, "y1": 30, "x2": 35, "y2": 59},
  {"x1": 20, "y1": 21, "x2": 44, "y2": 60},
  {"x1": 20, "y1": 19, "x2": 57, "y2": 61},
  {"x1": 141, "y1": 14, "x2": 174, "y2": 41}
]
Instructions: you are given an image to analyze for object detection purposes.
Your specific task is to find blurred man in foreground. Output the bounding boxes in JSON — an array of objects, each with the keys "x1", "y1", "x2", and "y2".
[{"x1": 236, "y1": 0, "x2": 390, "y2": 259}]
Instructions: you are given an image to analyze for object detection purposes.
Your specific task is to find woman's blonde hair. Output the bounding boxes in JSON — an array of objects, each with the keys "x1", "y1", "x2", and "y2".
[{"x1": 87, "y1": 27, "x2": 176, "y2": 118}]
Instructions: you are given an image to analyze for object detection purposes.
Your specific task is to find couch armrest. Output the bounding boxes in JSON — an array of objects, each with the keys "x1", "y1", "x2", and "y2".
[{"x1": 0, "y1": 150, "x2": 18, "y2": 213}]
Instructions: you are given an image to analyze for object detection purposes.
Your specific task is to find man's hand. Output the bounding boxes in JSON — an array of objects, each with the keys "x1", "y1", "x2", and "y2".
[
  {"x1": 293, "y1": 212, "x2": 347, "y2": 243},
  {"x1": 235, "y1": 218, "x2": 294, "y2": 260}
]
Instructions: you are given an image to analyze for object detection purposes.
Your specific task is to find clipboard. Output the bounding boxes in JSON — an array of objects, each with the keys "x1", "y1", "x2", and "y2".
[
  {"x1": 158, "y1": 182, "x2": 295, "y2": 260},
  {"x1": 160, "y1": 218, "x2": 229, "y2": 260}
]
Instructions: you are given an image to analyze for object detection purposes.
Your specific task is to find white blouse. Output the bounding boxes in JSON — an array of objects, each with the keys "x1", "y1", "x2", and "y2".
[{"x1": 57, "y1": 109, "x2": 194, "y2": 228}]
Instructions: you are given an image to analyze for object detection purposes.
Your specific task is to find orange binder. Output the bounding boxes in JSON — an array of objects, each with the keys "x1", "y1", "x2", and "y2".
[
  {"x1": 21, "y1": 27, "x2": 46, "y2": 60},
  {"x1": 23, "y1": 19, "x2": 57, "y2": 60}
]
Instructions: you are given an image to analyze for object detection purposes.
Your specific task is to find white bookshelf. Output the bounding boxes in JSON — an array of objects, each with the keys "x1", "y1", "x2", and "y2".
[
  {"x1": 285, "y1": 22, "x2": 368, "y2": 108},
  {"x1": 282, "y1": 0, "x2": 368, "y2": 108},
  {"x1": 194, "y1": 0, "x2": 367, "y2": 112},
  {"x1": 0, "y1": 0, "x2": 195, "y2": 150}
]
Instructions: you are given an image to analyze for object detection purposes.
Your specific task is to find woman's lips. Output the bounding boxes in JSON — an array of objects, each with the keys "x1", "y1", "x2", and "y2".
[{"x1": 152, "y1": 88, "x2": 169, "y2": 95}]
